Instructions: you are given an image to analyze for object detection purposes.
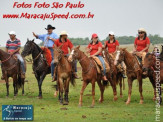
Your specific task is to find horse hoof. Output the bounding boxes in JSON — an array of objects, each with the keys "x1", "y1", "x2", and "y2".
[
  {"x1": 153, "y1": 97, "x2": 156, "y2": 101},
  {"x1": 90, "y1": 105, "x2": 94, "y2": 108},
  {"x1": 99, "y1": 99, "x2": 103, "y2": 103},
  {"x1": 126, "y1": 101, "x2": 130, "y2": 105},
  {"x1": 139, "y1": 100, "x2": 143, "y2": 104},
  {"x1": 37, "y1": 96, "x2": 42, "y2": 99},
  {"x1": 22, "y1": 94, "x2": 24, "y2": 96},
  {"x1": 54, "y1": 91, "x2": 58, "y2": 97},
  {"x1": 63, "y1": 102, "x2": 69, "y2": 105},
  {"x1": 78, "y1": 104, "x2": 82, "y2": 107},
  {"x1": 120, "y1": 95, "x2": 123, "y2": 98},
  {"x1": 113, "y1": 97, "x2": 118, "y2": 101}
]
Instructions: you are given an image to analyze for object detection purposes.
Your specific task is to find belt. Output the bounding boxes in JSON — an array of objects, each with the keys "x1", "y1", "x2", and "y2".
[{"x1": 48, "y1": 47, "x2": 53, "y2": 49}]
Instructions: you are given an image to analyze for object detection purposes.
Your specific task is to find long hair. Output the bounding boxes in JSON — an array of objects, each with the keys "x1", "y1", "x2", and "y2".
[
  {"x1": 59, "y1": 35, "x2": 67, "y2": 42},
  {"x1": 90, "y1": 40, "x2": 99, "y2": 45},
  {"x1": 138, "y1": 33, "x2": 147, "y2": 40},
  {"x1": 108, "y1": 36, "x2": 116, "y2": 43}
]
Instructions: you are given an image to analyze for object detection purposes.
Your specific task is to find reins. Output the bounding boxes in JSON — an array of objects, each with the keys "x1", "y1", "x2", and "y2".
[{"x1": 1, "y1": 54, "x2": 11, "y2": 63}]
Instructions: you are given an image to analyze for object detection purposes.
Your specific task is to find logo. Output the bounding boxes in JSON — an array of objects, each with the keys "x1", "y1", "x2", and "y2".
[{"x1": 2, "y1": 105, "x2": 33, "y2": 121}]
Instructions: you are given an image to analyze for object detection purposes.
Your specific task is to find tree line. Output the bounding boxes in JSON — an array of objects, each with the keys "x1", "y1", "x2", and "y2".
[{"x1": 39, "y1": 34, "x2": 163, "y2": 46}]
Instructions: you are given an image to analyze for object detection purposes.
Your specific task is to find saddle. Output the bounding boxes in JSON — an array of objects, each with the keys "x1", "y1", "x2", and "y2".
[
  {"x1": 41, "y1": 47, "x2": 52, "y2": 66},
  {"x1": 91, "y1": 56, "x2": 110, "y2": 74}
]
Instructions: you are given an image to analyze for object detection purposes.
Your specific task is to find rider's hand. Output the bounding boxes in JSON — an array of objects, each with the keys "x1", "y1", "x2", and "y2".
[
  {"x1": 68, "y1": 55, "x2": 73, "y2": 62},
  {"x1": 32, "y1": 32, "x2": 36, "y2": 37},
  {"x1": 47, "y1": 36, "x2": 52, "y2": 40}
]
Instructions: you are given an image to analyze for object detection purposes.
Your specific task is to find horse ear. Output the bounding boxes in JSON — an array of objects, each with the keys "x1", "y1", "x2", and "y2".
[
  {"x1": 32, "y1": 39, "x2": 35, "y2": 42},
  {"x1": 76, "y1": 45, "x2": 80, "y2": 49},
  {"x1": 122, "y1": 48, "x2": 127, "y2": 51},
  {"x1": 27, "y1": 38, "x2": 29, "y2": 42}
]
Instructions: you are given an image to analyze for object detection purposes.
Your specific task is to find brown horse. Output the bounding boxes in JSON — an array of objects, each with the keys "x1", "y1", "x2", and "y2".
[
  {"x1": 102, "y1": 48, "x2": 125, "y2": 98},
  {"x1": 0, "y1": 49, "x2": 26, "y2": 97},
  {"x1": 53, "y1": 45, "x2": 75, "y2": 105},
  {"x1": 142, "y1": 53, "x2": 162, "y2": 104},
  {"x1": 114, "y1": 48, "x2": 147, "y2": 104},
  {"x1": 70, "y1": 46, "x2": 111, "y2": 107}
]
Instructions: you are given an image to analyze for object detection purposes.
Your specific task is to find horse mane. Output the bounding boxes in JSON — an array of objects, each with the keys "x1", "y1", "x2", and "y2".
[{"x1": 31, "y1": 41, "x2": 42, "y2": 52}]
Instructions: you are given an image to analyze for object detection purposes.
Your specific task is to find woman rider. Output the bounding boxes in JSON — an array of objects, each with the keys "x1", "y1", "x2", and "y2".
[
  {"x1": 86, "y1": 33, "x2": 108, "y2": 81},
  {"x1": 104, "y1": 31, "x2": 126, "y2": 78},
  {"x1": 133, "y1": 28, "x2": 150, "y2": 65}
]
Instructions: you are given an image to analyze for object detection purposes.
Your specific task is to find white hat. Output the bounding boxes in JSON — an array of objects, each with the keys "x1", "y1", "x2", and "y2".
[
  {"x1": 138, "y1": 28, "x2": 146, "y2": 33},
  {"x1": 9, "y1": 31, "x2": 16, "y2": 35},
  {"x1": 60, "y1": 31, "x2": 68, "y2": 36},
  {"x1": 109, "y1": 31, "x2": 115, "y2": 36}
]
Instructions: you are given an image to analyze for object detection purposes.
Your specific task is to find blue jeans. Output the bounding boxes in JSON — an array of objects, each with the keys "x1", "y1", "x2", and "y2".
[
  {"x1": 96, "y1": 55, "x2": 106, "y2": 76},
  {"x1": 15, "y1": 54, "x2": 26, "y2": 73},
  {"x1": 66, "y1": 54, "x2": 77, "y2": 72},
  {"x1": 48, "y1": 48, "x2": 54, "y2": 60}
]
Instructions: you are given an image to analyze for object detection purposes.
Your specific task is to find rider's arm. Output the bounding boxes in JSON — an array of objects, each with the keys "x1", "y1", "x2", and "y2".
[
  {"x1": 140, "y1": 44, "x2": 150, "y2": 52},
  {"x1": 12, "y1": 47, "x2": 20, "y2": 55}
]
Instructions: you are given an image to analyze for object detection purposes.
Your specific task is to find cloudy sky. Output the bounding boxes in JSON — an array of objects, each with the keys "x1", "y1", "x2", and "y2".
[{"x1": 0, "y1": 0, "x2": 162, "y2": 46}]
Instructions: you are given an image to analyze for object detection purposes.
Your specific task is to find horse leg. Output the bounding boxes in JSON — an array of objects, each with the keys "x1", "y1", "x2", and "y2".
[
  {"x1": 138, "y1": 76, "x2": 143, "y2": 104},
  {"x1": 13, "y1": 75, "x2": 18, "y2": 97},
  {"x1": 91, "y1": 80, "x2": 95, "y2": 107},
  {"x1": 126, "y1": 78, "x2": 133, "y2": 104},
  {"x1": 22, "y1": 78, "x2": 25, "y2": 96},
  {"x1": 79, "y1": 81, "x2": 88, "y2": 107},
  {"x1": 110, "y1": 75, "x2": 118, "y2": 101},
  {"x1": 59, "y1": 78, "x2": 64, "y2": 105},
  {"x1": 5, "y1": 77, "x2": 9, "y2": 97},
  {"x1": 38, "y1": 73, "x2": 46, "y2": 99},
  {"x1": 64, "y1": 78, "x2": 70, "y2": 105},
  {"x1": 119, "y1": 77, "x2": 123, "y2": 98},
  {"x1": 97, "y1": 79, "x2": 104, "y2": 103},
  {"x1": 149, "y1": 76, "x2": 156, "y2": 101}
]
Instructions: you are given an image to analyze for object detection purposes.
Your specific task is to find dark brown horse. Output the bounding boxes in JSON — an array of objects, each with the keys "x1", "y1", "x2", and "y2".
[
  {"x1": 102, "y1": 48, "x2": 125, "y2": 98},
  {"x1": 21, "y1": 39, "x2": 50, "y2": 99},
  {"x1": 70, "y1": 46, "x2": 111, "y2": 107},
  {"x1": 142, "y1": 53, "x2": 162, "y2": 104},
  {"x1": 0, "y1": 49, "x2": 26, "y2": 97},
  {"x1": 53, "y1": 45, "x2": 75, "y2": 105},
  {"x1": 114, "y1": 48, "x2": 152, "y2": 104}
]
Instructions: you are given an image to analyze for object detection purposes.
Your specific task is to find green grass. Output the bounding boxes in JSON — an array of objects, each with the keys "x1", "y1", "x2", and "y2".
[{"x1": 0, "y1": 45, "x2": 162, "y2": 122}]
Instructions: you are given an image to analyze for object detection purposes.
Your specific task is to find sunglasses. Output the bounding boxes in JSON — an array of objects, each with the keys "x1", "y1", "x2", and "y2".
[
  {"x1": 109, "y1": 34, "x2": 113, "y2": 36},
  {"x1": 138, "y1": 32, "x2": 144, "y2": 34}
]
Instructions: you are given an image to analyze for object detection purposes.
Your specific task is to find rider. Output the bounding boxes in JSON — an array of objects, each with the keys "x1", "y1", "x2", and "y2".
[
  {"x1": 133, "y1": 28, "x2": 150, "y2": 65},
  {"x1": 33, "y1": 24, "x2": 59, "y2": 77},
  {"x1": 3, "y1": 31, "x2": 26, "y2": 78},
  {"x1": 86, "y1": 33, "x2": 108, "y2": 81},
  {"x1": 104, "y1": 31, "x2": 126, "y2": 78},
  {"x1": 52, "y1": 31, "x2": 79, "y2": 81}
]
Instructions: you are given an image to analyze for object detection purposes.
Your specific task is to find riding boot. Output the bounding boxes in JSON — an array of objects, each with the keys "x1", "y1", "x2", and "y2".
[{"x1": 72, "y1": 61, "x2": 79, "y2": 79}]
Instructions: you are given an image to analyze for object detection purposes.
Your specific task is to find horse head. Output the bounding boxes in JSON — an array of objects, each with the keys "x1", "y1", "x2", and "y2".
[
  {"x1": 114, "y1": 48, "x2": 126, "y2": 66},
  {"x1": 142, "y1": 53, "x2": 155, "y2": 75},
  {"x1": 69, "y1": 45, "x2": 81, "y2": 61},
  {"x1": 53, "y1": 44, "x2": 64, "y2": 64},
  {"x1": 21, "y1": 38, "x2": 35, "y2": 57}
]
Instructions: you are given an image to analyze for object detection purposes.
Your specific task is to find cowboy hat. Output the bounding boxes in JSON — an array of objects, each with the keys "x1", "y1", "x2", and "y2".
[
  {"x1": 138, "y1": 28, "x2": 146, "y2": 33},
  {"x1": 45, "y1": 24, "x2": 56, "y2": 30},
  {"x1": 60, "y1": 31, "x2": 68, "y2": 36}
]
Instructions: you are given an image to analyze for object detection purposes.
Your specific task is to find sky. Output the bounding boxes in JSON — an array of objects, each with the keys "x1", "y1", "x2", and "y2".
[{"x1": 0, "y1": 0, "x2": 162, "y2": 46}]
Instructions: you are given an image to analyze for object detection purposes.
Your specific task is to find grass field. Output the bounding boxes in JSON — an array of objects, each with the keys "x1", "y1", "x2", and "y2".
[{"x1": 0, "y1": 45, "x2": 162, "y2": 122}]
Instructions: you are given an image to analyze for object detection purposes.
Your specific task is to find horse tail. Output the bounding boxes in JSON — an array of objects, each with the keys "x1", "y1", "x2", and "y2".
[
  {"x1": 70, "y1": 73, "x2": 76, "y2": 87},
  {"x1": 17, "y1": 74, "x2": 22, "y2": 88},
  {"x1": 123, "y1": 77, "x2": 125, "y2": 90}
]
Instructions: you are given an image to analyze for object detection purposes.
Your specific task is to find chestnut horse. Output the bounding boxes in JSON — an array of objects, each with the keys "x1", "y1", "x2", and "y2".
[
  {"x1": 53, "y1": 45, "x2": 75, "y2": 105},
  {"x1": 142, "y1": 53, "x2": 162, "y2": 104},
  {"x1": 102, "y1": 48, "x2": 125, "y2": 98},
  {"x1": 114, "y1": 48, "x2": 155, "y2": 104},
  {"x1": 70, "y1": 46, "x2": 114, "y2": 107},
  {"x1": 0, "y1": 49, "x2": 26, "y2": 97}
]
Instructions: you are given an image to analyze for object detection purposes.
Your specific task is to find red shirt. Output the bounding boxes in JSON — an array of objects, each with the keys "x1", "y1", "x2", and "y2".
[
  {"x1": 134, "y1": 37, "x2": 150, "y2": 52},
  {"x1": 55, "y1": 39, "x2": 73, "y2": 55},
  {"x1": 105, "y1": 40, "x2": 119, "y2": 53},
  {"x1": 88, "y1": 41, "x2": 102, "y2": 56}
]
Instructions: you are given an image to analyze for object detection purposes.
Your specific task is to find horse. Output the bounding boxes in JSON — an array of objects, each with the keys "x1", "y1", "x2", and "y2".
[
  {"x1": 114, "y1": 48, "x2": 156, "y2": 104},
  {"x1": 102, "y1": 48, "x2": 125, "y2": 98},
  {"x1": 21, "y1": 39, "x2": 51, "y2": 99},
  {"x1": 0, "y1": 49, "x2": 25, "y2": 97},
  {"x1": 142, "y1": 53, "x2": 162, "y2": 104},
  {"x1": 53, "y1": 44, "x2": 75, "y2": 105},
  {"x1": 160, "y1": 45, "x2": 163, "y2": 61},
  {"x1": 70, "y1": 46, "x2": 112, "y2": 107}
]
